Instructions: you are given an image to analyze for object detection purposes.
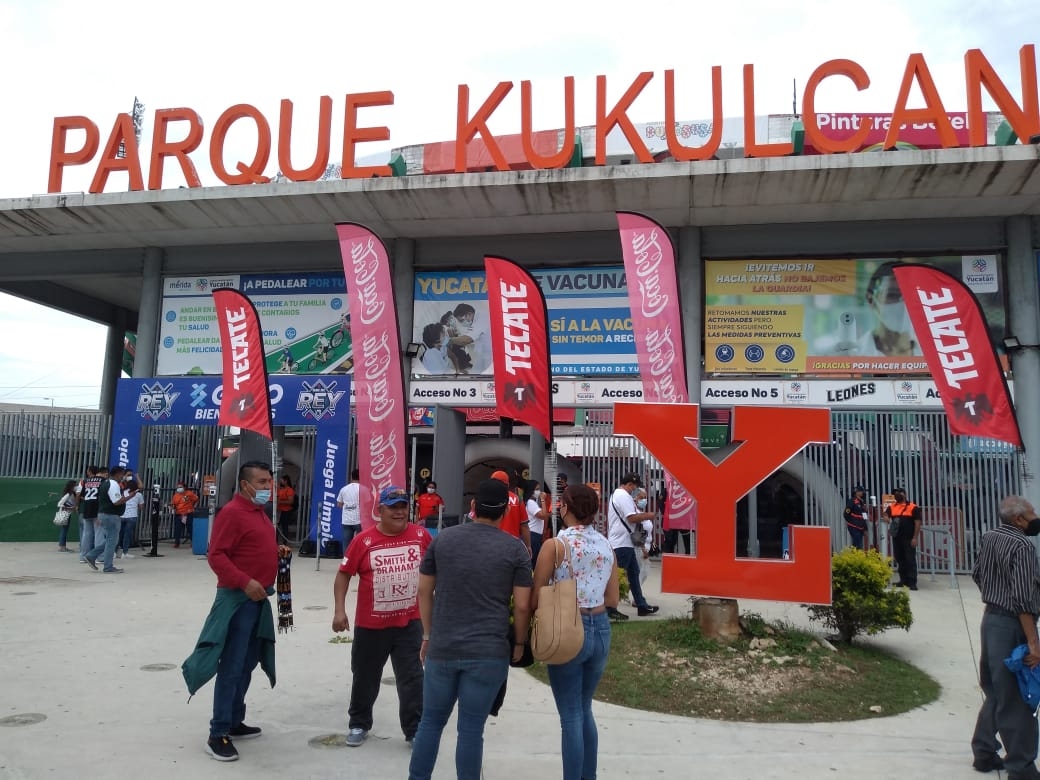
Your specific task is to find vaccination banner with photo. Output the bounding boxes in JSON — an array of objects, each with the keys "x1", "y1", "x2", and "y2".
[
  {"x1": 413, "y1": 266, "x2": 637, "y2": 377},
  {"x1": 703, "y1": 255, "x2": 1007, "y2": 375},
  {"x1": 157, "y1": 273, "x2": 354, "y2": 377}
]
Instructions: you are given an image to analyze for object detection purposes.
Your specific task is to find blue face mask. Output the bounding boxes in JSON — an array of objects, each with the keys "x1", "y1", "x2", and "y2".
[
  {"x1": 637, "y1": 498, "x2": 648, "y2": 511},
  {"x1": 252, "y1": 489, "x2": 272, "y2": 506}
]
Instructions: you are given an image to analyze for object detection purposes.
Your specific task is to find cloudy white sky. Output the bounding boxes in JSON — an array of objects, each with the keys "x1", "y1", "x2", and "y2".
[{"x1": 0, "y1": 0, "x2": 1036, "y2": 408}]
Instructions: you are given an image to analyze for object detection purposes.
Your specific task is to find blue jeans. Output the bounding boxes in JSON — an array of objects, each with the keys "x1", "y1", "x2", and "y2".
[
  {"x1": 847, "y1": 526, "x2": 865, "y2": 551},
  {"x1": 79, "y1": 516, "x2": 96, "y2": 558},
  {"x1": 210, "y1": 598, "x2": 263, "y2": 737},
  {"x1": 342, "y1": 524, "x2": 361, "y2": 550},
  {"x1": 530, "y1": 531, "x2": 544, "y2": 565},
  {"x1": 173, "y1": 514, "x2": 191, "y2": 545},
  {"x1": 408, "y1": 657, "x2": 509, "y2": 780},
  {"x1": 57, "y1": 515, "x2": 72, "y2": 548},
  {"x1": 119, "y1": 519, "x2": 138, "y2": 553},
  {"x1": 614, "y1": 546, "x2": 649, "y2": 609},
  {"x1": 86, "y1": 513, "x2": 121, "y2": 571},
  {"x1": 548, "y1": 612, "x2": 612, "y2": 780}
]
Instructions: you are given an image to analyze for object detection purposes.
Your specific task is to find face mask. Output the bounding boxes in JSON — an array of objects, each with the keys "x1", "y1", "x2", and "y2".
[
  {"x1": 878, "y1": 302, "x2": 912, "y2": 334},
  {"x1": 637, "y1": 498, "x2": 648, "y2": 511},
  {"x1": 1025, "y1": 518, "x2": 1040, "y2": 537},
  {"x1": 176, "y1": 487, "x2": 185, "y2": 493},
  {"x1": 427, "y1": 486, "x2": 436, "y2": 493},
  {"x1": 252, "y1": 489, "x2": 271, "y2": 506},
  {"x1": 123, "y1": 474, "x2": 133, "y2": 482},
  {"x1": 532, "y1": 490, "x2": 541, "y2": 501}
]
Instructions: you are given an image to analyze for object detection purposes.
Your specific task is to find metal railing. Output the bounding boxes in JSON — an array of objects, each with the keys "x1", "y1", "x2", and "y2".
[{"x1": 0, "y1": 411, "x2": 110, "y2": 478}]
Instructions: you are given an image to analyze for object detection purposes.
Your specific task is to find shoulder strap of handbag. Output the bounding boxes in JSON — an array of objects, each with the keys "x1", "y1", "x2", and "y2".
[
  {"x1": 552, "y1": 536, "x2": 575, "y2": 581},
  {"x1": 612, "y1": 499, "x2": 634, "y2": 534}
]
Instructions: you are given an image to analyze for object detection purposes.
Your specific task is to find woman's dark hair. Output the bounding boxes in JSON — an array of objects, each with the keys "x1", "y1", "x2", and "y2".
[
  {"x1": 63, "y1": 479, "x2": 77, "y2": 495},
  {"x1": 280, "y1": 475, "x2": 293, "y2": 487},
  {"x1": 562, "y1": 484, "x2": 599, "y2": 522},
  {"x1": 422, "y1": 322, "x2": 444, "y2": 348}
]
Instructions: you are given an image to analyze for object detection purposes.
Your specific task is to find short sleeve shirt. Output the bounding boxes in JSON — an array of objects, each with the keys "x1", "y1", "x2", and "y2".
[
  {"x1": 339, "y1": 524, "x2": 430, "y2": 629},
  {"x1": 337, "y1": 482, "x2": 361, "y2": 526}
]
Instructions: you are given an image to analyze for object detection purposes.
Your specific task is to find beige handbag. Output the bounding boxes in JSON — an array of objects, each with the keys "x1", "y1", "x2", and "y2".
[{"x1": 531, "y1": 537, "x2": 584, "y2": 665}]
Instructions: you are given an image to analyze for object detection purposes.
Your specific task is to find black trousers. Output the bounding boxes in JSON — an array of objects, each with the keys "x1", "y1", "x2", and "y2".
[
  {"x1": 972, "y1": 610, "x2": 1038, "y2": 772},
  {"x1": 893, "y1": 536, "x2": 918, "y2": 587},
  {"x1": 348, "y1": 618, "x2": 424, "y2": 738},
  {"x1": 664, "y1": 529, "x2": 691, "y2": 554}
]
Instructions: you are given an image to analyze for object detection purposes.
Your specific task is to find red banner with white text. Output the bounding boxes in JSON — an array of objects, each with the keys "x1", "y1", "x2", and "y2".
[
  {"x1": 893, "y1": 263, "x2": 1021, "y2": 448},
  {"x1": 616, "y1": 212, "x2": 696, "y2": 530},
  {"x1": 335, "y1": 223, "x2": 408, "y2": 529},
  {"x1": 484, "y1": 256, "x2": 553, "y2": 442},
  {"x1": 212, "y1": 289, "x2": 273, "y2": 440}
]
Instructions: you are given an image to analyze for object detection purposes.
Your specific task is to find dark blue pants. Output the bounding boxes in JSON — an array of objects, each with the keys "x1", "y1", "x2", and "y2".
[
  {"x1": 210, "y1": 599, "x2": 263, "y2": 738},
  {"x1": 614, "y1": 546, "x2": 649, "y2": 609}
]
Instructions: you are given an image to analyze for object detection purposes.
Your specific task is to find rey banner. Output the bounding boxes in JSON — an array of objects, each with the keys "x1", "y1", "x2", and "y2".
[
  {"x1": 335, "y1": 222, "x2": 408, "y2": 529},
  {"x1": 212, "y1": 288, "x2": 273, "y2": 440},
  {"x1": 484, "y1": 255, "x2": 553, "y2": 442},
  {"x1": 616, "y1": 212, "x2": 696, "y2": 532},
  {"x1": 893, "y1": 263, "x2": 1022, "y2": 448}
]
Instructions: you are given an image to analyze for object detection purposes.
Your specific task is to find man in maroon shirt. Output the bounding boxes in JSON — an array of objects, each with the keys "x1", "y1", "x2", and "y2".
[
  {"x1": 204, "y1": 461, "x2": 279, "y2": 762},
  {"x1": 332, "y1": 485, "x2": 431, "y2": 747}
]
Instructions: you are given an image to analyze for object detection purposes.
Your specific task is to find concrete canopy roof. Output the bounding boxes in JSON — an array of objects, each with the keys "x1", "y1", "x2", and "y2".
[{"x1": 0, "y1": 144, "x2": 1036, "y2": 327}]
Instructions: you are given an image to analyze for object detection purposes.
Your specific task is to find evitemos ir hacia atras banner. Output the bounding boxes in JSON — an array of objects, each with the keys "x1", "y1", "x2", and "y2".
[{"x1": 157, "y1": 274, "x2": 354, "y2": 376}]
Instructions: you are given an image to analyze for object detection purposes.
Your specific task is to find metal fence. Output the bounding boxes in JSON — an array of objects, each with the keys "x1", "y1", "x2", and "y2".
[
  {"x1": 0, "y1": 411, "x2": 111, "y2": 479},
  {"x1": 579, "y1": 408, "x2": 1023, "y2": 573}
]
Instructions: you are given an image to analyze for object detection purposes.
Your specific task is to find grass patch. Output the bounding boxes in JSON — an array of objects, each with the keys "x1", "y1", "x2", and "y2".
[{"x1": 526, "y1": 616, "x2": 939, "y2": 722}]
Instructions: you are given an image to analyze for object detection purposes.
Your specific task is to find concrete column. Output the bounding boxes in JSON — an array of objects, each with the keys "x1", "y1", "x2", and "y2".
[
  {"x1": 529, "y1": 430, "x2": 546, "y2": 487},
  {"x1": 134, "y1": 247, "x2": 164, "y2": 377},
  {"x1": 98, "y1": 309, "x2": 127, "y2": 416},
  {"x1": 433, "y1": 406, "x2": 466, "y2": 523},
  {"x1": 393, "y1": 238, "x2": 416, "y2": 397},
  {"x1": 677, "y1": 227, "x2": 703, "y2": 407},
  {"x1": 1006, "y1": 216, "x2": 1040, "y2": 507}
]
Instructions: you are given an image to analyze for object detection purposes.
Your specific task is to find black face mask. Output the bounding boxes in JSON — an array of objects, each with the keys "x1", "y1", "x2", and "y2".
[{"x1": 1024, "y1": 518, "x2": 1040, "y2": 537}]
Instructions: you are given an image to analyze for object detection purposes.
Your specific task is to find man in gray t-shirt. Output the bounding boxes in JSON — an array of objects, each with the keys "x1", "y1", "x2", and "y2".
[{"x1": 408, "y1": 478, "x2": 532, "y2": 780}]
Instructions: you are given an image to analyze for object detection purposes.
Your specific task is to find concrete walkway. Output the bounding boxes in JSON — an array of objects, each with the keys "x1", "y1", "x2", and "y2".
[{"x1": 0, "y1": 542, "x2": 996, "y2": 779}]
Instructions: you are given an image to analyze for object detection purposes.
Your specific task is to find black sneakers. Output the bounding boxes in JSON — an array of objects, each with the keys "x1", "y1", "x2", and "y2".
[
  {"x1": 607, "y1": 607, "x2": 629, "y2": 621},
  {"x1": 637, "y1": 605, "x2": 660, "y2": 616},
  {"x1": 972, "y1": 753, "x2": 1004, "y2": 772},
  {"x1": 206, "y1": 735, "x2": 239, "y2": 761},
  {"x1": 229, "y1": 723, "x2": 261, "y2": 739}
]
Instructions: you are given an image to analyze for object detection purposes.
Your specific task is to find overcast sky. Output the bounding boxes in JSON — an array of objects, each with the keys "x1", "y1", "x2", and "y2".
[{"x1": 0, "y1": 0, "x2": 1036, "y2": 408}]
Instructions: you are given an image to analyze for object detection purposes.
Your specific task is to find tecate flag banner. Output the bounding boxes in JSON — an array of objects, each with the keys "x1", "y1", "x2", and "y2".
[
  {"x1": 893, "y1": 263, "x2": 1022, "y2": 448},
  {"x1": 335, "y1": 222, "x2": 407, "y2": 529},
  {"x1": 483, "y1": 256, "x2": 553, "y2": 442},
  {"x1": 212, "y1": 289, "x2": 273, "y2": 440},
  {"x1": 616, "y1": 212, "x2": 696, "y2": 531}
]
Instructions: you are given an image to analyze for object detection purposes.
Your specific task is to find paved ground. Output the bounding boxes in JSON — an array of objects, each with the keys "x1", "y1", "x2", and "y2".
[{"x1": 0, "y1": 541, "x2": 1000, "y2": 779}]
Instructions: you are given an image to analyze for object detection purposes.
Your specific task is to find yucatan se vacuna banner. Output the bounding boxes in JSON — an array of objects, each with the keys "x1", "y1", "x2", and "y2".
[
  {"x1": 483, "y1": 256, "x2": 553, "y2": 443},
  {"x1": 335, "y1": 222, "x2": 408, "y2": 529}
]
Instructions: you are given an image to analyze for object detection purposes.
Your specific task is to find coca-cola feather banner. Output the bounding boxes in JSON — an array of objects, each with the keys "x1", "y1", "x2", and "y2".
[
  {"x1": 335, "y1": 222, "x2": 408, "y2": 529},
  {"x1": 892, "y1": 263, "x2": 1021, "y2": 448},
  {"x1": 484, "y1": 256, "x2": 553, "y2": 442},
  {"x1": 212, "y1": 288, "x2": 273, "y2": 440},
  {"x1": 616, "y1": 212, "x2": 696, "y2": 531}
]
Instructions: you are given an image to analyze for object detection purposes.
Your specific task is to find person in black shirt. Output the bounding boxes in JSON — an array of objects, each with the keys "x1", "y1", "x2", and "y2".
[
  {"x1": 970, "y1": 495, "x2": 1040, "y2": 779},
  {"x1": 844, "y1": 484, "x2": 869, "y2": 551},
  {"x1": 78, "y1": 465, "x2": 104, "y2": 562}
]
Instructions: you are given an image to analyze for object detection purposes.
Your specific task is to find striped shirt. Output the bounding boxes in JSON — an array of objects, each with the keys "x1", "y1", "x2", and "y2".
[{"x1": 973, "y1": 523, "x2": 1040, "y2": 616}]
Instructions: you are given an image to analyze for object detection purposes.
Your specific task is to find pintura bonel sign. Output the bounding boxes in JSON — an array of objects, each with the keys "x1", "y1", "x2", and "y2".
[{"x1": 48, "y1": 45, "x2": 1038, "y2": 194}]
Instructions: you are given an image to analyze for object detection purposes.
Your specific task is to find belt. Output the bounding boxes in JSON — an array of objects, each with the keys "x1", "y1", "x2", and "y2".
[
  {"x1": 985, "y1": 604, "x2": 1020, "y2": 618},
  {"x1": 579, "y1": 605, "x2": 606, "y2": 615}
]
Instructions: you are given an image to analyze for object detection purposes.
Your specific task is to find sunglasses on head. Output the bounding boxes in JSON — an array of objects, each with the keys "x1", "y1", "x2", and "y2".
[{"x1": 383, "y1": 491, "x2": 409, "y2": 502}]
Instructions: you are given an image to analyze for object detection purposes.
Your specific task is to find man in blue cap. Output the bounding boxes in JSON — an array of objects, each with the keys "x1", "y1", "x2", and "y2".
[
  {"x1": 332, "y1": 485, "x2": 431, "y2": 748},
  {"x1": 844, "y1": 484, "x2": 869, "y2": 551}
]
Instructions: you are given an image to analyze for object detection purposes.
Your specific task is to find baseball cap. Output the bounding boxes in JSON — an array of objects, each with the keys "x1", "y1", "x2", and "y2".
[
  {"x1": 379, "y1": 485, "x2": 410, "y2": 506},
  {"x1": 490, "y1": 470, "x2": 510, "y2": 485},
  {"x1": 892, "y1": 486, "x2": 906, "y2": 494},
  {"x1": 475, "y1": 478, "x2": 509, "y2": 512},
  {"x1": 620, "y1": 472, "x2": 642, "y2": 487},
  {"x1": 852, "y1": 484, "x2": 866, "y2": 493}
]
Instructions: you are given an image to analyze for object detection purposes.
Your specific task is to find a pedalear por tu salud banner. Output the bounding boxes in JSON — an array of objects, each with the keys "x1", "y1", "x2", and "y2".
[{"x1": 704, "y1": 255, "x2": 1008, "y2": 375}]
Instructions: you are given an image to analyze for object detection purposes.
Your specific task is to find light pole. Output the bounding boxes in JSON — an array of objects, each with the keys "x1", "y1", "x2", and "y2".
[{"x1": 42, "y1": 397, "x2": 55, "y2": 409}]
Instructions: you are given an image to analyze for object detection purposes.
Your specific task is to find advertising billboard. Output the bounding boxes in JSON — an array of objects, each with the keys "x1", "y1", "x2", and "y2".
[
  {"x1": 412, "y1": 266, "x2": 637, "y2": 377},
  {"x1": 157, "y1": 273, "x2": 354, "y2": 376},
  {"x1": 704, "y1": 256, "x2": 1006, "y2": 375}
]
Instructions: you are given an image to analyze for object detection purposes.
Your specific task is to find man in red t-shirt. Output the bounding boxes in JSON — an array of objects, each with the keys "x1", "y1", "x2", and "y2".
[
  {"x1": 332, "y1": 485, "x2": 430, "y2": 747},
  {"x1": 491, "y1": 470, "x2": 531, "y2": 558}
]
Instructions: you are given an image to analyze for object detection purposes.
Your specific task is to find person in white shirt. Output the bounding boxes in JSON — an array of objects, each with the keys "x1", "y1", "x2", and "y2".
[
  {"x1": 336, "y1": 469, "x2": 362, "y2": 548},
  {"x1": 419, "y1": 323, "x2": 455, "y2": 375},
  {"x1": 118, "y1": 477, "x2": 146, "y2": 559},
  {"x1": 855, "y1": 262, "x2": 921, "y2": 358},
  {"x1": 524, "y1": 479, "x2": 551, "y2": 565},
  {"x1": 606, "y1": 473, "x2": 658, "y2": 619}
]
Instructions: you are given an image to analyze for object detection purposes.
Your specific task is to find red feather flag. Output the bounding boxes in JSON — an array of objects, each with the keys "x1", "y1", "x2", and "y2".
[
  {"x1": 484, "y1": 256, "x2": 553, "y2": 442},
  {"x1": 212, "y1": 288, "x2": 273, "y2": 440},
  {"x1": 893, "y1": 263, "x2": 1021, "y2": 448}
]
